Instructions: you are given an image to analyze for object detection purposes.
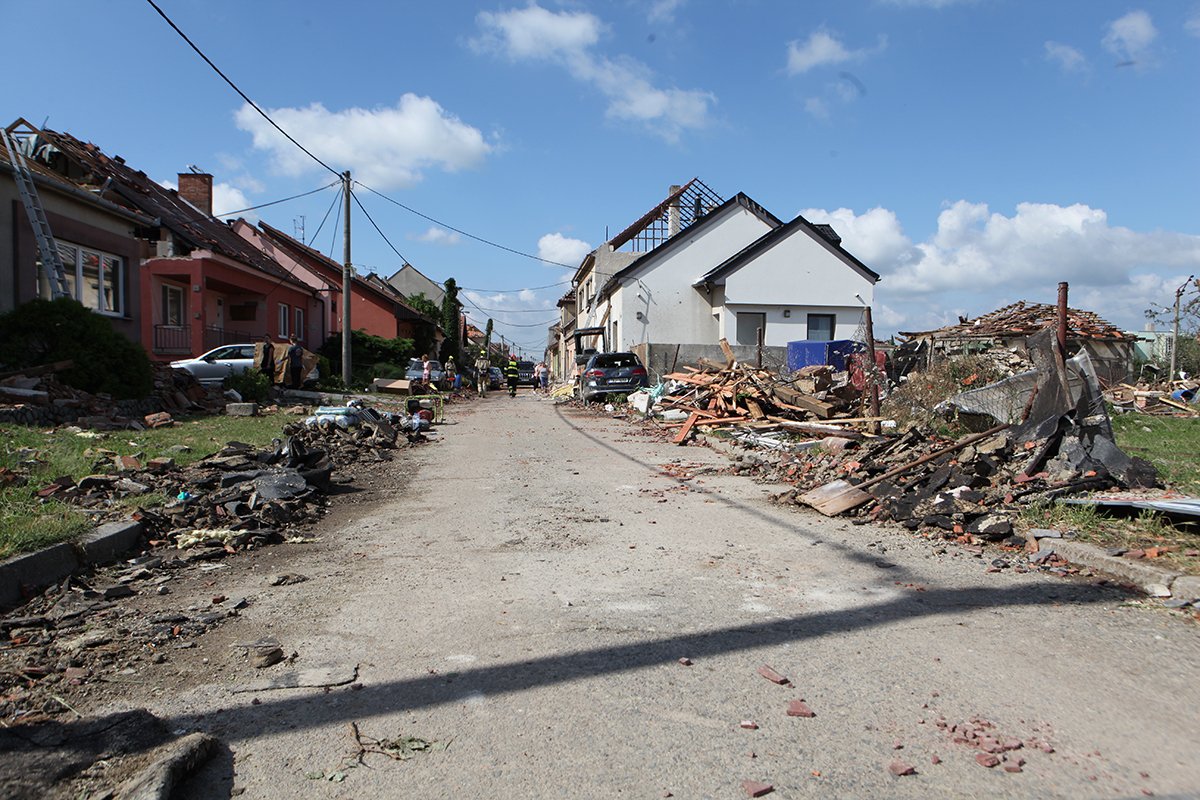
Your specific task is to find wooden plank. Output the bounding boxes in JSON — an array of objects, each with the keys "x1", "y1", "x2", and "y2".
[
  {"x1": 1159, "y1": 396, "x2": 1200, "y2": 414},
  {"x1": 0, "y1": 359, "x2": 74, "y2": 381},
  {"x1": 673, "y1": 412, "x2": 700, "y2": 444},
  {"x1": 694, "y1": 415, "x2": 749, "y2": 426},
  {"x1": 745, "y1": 398, "x2": 766, "y2": 420},
  {"x1": 719, "y1": 337, "x2": 736, "y2": 367}
]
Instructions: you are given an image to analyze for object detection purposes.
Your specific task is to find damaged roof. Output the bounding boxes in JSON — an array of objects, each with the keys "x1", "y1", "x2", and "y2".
[
  {"x1": 900, "y1": 301, "x2": 1135, "y2": 342},
  {"x1": 19, "y1": 122, "x2": 309, "y2": 288}
]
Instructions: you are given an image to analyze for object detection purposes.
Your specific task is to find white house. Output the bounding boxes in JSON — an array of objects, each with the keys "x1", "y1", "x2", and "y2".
[{"x1": 557, "y1": 179, "x2": 881, "y2": 379}]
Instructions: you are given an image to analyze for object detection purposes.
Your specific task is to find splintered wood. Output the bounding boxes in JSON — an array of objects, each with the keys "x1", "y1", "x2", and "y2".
[{"x1": 661, "y1": 362, "x2": 879, "y2": 445}]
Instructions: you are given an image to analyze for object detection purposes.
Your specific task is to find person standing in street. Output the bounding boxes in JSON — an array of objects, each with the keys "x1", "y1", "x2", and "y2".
[
  {"x1": 474, "y1": 349, "x2": 490, "y2": 397},
  {"x1": 506, "y1": 353, "x2": 519, "y2": 397},
  {"x1": 421, "y1": 354, "x2": 431, "y2": 389},
  {"x1": 536, "y1": 360, "x2": 550, "y2": 393},
  {"x1": 259, "y1": 334, "x2": 276, "y2": 386},
  {"x1": 286, "y1": 334, "x2": 304, "y2": 389},
  {"x1": 445, "y1": 356, "x2": 458, "y2": 391}
]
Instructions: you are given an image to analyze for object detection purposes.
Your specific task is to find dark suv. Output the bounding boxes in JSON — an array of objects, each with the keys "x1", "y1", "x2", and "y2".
[
  {"x1": 516, "y1": 360, "x2": 536, "y2": 386},
  {"x1": 579, "y1": 352, "x2": 649, "y2": 402}
]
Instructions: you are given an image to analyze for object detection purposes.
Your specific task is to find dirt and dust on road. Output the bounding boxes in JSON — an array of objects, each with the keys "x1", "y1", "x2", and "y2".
[{"x1": 4, "y1": 385, "x2": 1200, "y2": 799}]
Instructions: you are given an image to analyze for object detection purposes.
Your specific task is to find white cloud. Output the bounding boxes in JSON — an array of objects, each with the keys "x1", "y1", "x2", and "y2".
[
  {"x1": 1102, "y1": 10, "x2": 1157, "y2": 65},
  {"x1": 787, "y1": 29, "x2": 855, "y2": 74},
  {"x1": 786, "y1": 28, "x2": 884, "y2": 75},
  {"x1": 800, "y1": 201, "x2": 1200, "y2": 334},
  {"x1": 234, "y1": 95, "x2": 492, "y2": 189},
  {"x1": 1186, "y1": 12, "x2": 1200, "y2": 38},
  {"x1": 1044, "y1": 41, "x2": 1087, "y2": 73},
  {"x1": 648, "y1": 0, "x2": 686, "y2": 23},
  {"x1": 411, "y1": 226, "x2": 462, "y2": 246},
  {"x1": 804, "y1": 97, "x2": 831, "y2": 120},
  {"x1": 537, "y1": 232, "x2": 592, "y2": 266},
  {"x1": 473, "y1": 4, "x2": 715, "y2": 142}
]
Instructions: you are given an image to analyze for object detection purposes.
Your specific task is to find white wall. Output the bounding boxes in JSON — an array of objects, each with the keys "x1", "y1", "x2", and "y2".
[
  {"x1": 612, "y1": 204, "x2": 776, "y2": 347},
  {"x1": 721, "y1": 225, "x2": 875, "y2": 308},
  {"x1": 719, "y1": 304, "x2": 866, "y2": 346}
]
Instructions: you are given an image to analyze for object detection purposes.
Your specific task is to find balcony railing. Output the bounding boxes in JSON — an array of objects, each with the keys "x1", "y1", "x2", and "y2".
[
  {"x1": 203, "y1": 325, "x2": 256, "y2": 351},
  {"x1": 152, "y1": 325, "x2": 190, "y2": 354}
]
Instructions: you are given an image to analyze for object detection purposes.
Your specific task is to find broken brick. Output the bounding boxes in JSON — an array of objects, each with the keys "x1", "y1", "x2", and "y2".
[
  {"x1": 739, "y1": 721, "x2": 759, "y2": 730},
  {"x1": 740, "y1": 780, "x2": 774, "y2": 797},
  {"x1": 976, "y1": 753, "x2": 1000, "y2": 768},
  {"x1": 757, "y1": 665, "x2": 790, "y2": 685},
  {"x1": 888, "y1": 761, "x2": 916, "y2": 777},
  {"x1": 678, "y1": 657, "x2": 693, "y2": 666},
  {"x1": 786, "y1": 700, "x2": 815, "y2": 718}
]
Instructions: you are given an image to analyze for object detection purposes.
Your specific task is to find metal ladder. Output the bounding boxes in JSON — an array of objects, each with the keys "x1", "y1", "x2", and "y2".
[{"x1": 1, "y1": 127, "x2": 70, "y2": 299}]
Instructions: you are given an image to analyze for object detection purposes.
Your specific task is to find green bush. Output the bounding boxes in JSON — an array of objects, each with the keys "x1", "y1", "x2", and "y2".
[
  {"x1": 319, "y1": 330, "x2": 414, "y2": 388},
  {"x1": 225, "y1": 369, "x2": 271, "y2": 403},
  {"x1": 0, "y1": 298, "x2": 153, "y2": 399}
]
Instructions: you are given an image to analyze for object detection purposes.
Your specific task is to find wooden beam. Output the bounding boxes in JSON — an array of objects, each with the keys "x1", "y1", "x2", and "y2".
[{"x1": 673, "y1": 412, "x2": 700, "y2": 444}]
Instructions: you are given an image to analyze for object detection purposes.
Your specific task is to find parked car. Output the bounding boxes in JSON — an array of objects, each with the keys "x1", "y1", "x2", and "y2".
[
  {"x1": 405, "y1": 358, "x2": 445, "y2": 387},
  {"x1": 172, "y1": 343, "x2": 319, "y2": 387},
  {"x1": 579, "y1": 352, "x2": 649, "y2": 402},
  {"x1": 488, "y1": 366, "x2": 504, "y2": 389},
  {"x1": 171, "y1": 344, "x2": 257, "y2": 385},
  {"x1": 517, "y1": 360, "x2": 536, "y2": 386}
]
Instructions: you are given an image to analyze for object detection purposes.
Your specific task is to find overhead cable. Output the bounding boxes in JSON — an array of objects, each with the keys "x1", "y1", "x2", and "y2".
[
  {"x1": 354, "y1": 181, "x2": 579, "y2": 269},
  {"x1": 145, "y1": 0, "x2": 341, "y2": 178},
  {"x1": 214, "y1": 180, "x2": 341, "y2": 217},
  {"x1": 349, "y1": 189, "x2": 411, "y2": 266}
]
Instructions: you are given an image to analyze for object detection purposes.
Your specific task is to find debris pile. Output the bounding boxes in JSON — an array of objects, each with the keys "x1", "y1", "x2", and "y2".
[
  {"x1": 0, "y1": 362, "x2": 226, "y2": 429},
  {"x1": 1105, "y1": 380, "x2": 1200, "y2": 416},
  {"x1": 36, "y1": 401, "x2": 426, "y2": 552},
  {"x1": 769, "y1": 330, "x2": 1158, "y2": 533}
]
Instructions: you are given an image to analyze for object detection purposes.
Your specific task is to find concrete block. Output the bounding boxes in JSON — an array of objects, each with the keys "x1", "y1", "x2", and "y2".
[
  {"x1": 1053, "y1": 540, "x2": 1180, "y2": 596},
  {"x1": 225, "y1": 402, "x2": 259, "y2": 416},
  {"x1": 76, "y1": 520, "x2": 144, "y2": 565},
  {"x1": 0, "y1": 543, "x2": 80, "y2": 609},
  {"x1": 1169, "y1": 575, "x2": 1200, "y2": 601}
]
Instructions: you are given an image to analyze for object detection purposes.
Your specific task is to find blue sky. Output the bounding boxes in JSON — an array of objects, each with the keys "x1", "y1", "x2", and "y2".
[{"x1": 7, "y1": 1, "x2": 1199, "y2": 352}]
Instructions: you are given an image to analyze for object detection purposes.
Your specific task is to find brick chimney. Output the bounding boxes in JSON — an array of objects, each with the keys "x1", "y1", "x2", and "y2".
[{"x1": 178, "y1": 172, "x2": 213, "y2": 216}]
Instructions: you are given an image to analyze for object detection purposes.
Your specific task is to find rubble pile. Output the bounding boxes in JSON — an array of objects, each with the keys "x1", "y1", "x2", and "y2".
[
  {"x1": 652, "y1": 358, "x2": 879, "y2": 446},
  {"x1": 1106, "y1": 380, "x2": 1200, "y2": 416},
  {"x1": 0, "y1": 363, "x2": 225, "y2": 429},
  {"x1": 37, "y1": 402, "x2": 425, "y2": 551}
]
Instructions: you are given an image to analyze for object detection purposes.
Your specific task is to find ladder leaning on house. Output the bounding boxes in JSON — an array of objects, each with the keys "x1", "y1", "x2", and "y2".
[{"x1": 1, "y1": 126, "x2": 70, "y2": 299}]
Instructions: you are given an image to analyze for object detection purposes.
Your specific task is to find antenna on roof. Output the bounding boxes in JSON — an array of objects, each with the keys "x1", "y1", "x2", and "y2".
[
  {"x1": 294, "y1": 215, "x2": 306, "y2": 243},
  {"x1": 187, "y1": 164, "x2": 205, "y2": 174}
]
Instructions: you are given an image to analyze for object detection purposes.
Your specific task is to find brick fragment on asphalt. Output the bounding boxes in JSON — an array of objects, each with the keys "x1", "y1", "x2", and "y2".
[
  {"x1": 931, "y1": 754, "x2": 942, "y2": 765},
  {"x1": 740, "y1": 779, "x2": 774, "y2": 797},
  {"x1": 786, "y1": 700, "x2": 815, "y2": 718},
  {"x1": 976, "y1": 753, "x2": 1000, "y2": 768},
  {"x1": 678, "y1": 657, "x2": 693, "y2": 666},
  {"x1": 757, "y1": 665, "x2": 789, "y2": 685},
  {"x1": 888, "y1": 760, "x2": 916, "y2": 776},
  {"x1": 739, "y1": 720, "x2": 759, "y2": 730}
]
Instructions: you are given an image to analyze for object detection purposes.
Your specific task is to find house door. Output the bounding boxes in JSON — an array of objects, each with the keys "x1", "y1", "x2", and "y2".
[
  {"x1": 735, "y1": 312, "x2": 765, "y2": 345},
  {"x1": 215, "y1": 298, "x2": 225, "y2": 330}
]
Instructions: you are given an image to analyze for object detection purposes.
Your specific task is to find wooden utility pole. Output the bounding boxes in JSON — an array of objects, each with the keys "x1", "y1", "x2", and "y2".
[
  {"x1": 341, "y1": 171, "x2": 352, "y2": 386},
  {"x1": 863, "y1": 306, "x2": 880, "y2": 434},
  {"x1": 1170, "y1": 276, "x2": 1194, "y2": 381}
]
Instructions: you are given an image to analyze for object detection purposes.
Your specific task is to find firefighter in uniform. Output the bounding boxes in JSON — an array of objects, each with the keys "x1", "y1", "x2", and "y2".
[{"x1": 506, "y1": 353, "x2": 519, "y2": 397}]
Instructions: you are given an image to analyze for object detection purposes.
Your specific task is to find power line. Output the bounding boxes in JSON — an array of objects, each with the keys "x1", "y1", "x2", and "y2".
[
  {"x1": 327, "y1": 185, "x2": 343, "y2": 262},
  {"x1": 461, "y1": 278, "x2": 573, "y2": 293},
  {"x1": 354, "y1": 181, "x2": 578, "y2": 269},
  {"x1": 468, "y1": 305, "x2": 559, "y2": 314},
  {"x1": 145, "y1": 0, "x2": 341, "y2": 178},
  {"x1": 214, "y1": 180, "x2": 340, "y2": 217},
  {"x1": 349, "y1": 188, "x2": 410, "y2": 266},
  {"x1": 307, "y1": 183, "x2": 343, "y2": 248}
]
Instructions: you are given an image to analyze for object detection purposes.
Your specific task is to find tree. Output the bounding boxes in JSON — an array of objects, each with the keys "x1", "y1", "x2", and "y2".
[
  {"x1": 439, "y1": 277, "x2": 461, "y2": 363},
  {"x1": 485, "y1": 318, "x2": 494, "y2": 350},
  {"x1": 404, "y1": 291, "x2": 440, "y2": 358},
  {"x1": 1144, "y1": 277, "x2": 1200, "y2": 377}
]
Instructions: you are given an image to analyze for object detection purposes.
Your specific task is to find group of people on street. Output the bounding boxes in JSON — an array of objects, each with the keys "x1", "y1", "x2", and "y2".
[{"x1": 258, "y1": 333, "x2": 306, "y2": 389}]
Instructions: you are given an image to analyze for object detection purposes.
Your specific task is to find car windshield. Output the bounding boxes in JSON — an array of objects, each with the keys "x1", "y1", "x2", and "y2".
[
  {"x1": 407, "y1": 359, "x2": 422, "y2": 370},
  {"x1": 591, "y1": 354, "x2": 640, "y2": 369},
  {"x1": 429, "y1": 361, "x2": 442, "y2": 370},
  {"x1": 518, "y1": 361, "x2": 534, "y2": 369}
]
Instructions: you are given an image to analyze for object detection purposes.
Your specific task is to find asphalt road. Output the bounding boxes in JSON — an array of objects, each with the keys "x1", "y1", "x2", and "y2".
[{"x1": 114, "y1": 390, "x2": 1199, "y2": 799}]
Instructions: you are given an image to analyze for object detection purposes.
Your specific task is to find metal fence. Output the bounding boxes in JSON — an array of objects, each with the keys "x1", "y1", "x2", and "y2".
[{"x1": 152, "y1": 325, "x2": 190, "y2": 355}]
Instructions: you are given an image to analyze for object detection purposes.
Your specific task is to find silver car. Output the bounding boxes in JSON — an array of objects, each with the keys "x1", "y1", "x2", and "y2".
[{"x1": 171, "y1": 344, "x2": 257, "y2": 385}]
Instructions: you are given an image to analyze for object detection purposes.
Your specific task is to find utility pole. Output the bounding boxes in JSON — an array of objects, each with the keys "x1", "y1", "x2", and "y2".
[
  {"x1": 341, "y1": 171, "x2": 352, "y2": 386},
  {"x1": 1170, "y1": 275, "x2": 1194, "y2": 382}
]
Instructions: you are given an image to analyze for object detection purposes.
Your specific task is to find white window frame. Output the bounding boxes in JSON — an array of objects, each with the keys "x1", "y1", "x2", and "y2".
[
  {"x1": 278, "y1": 303, "x2": 290, "y2": 337},
  {"x1": 294, "y1": 307, "x2": 305, "y2": 342},
  {"x1": 161, "y1": 283, "x2": 185, "y2": 326},
  {"x1": 51, "y1": 240, "x2": 125, "y2": 316}
]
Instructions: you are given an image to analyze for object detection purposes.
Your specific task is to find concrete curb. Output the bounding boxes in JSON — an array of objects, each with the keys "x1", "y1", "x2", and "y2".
[{"x1": 0, "y1": 519, "x2": 144, "y2": 610}]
